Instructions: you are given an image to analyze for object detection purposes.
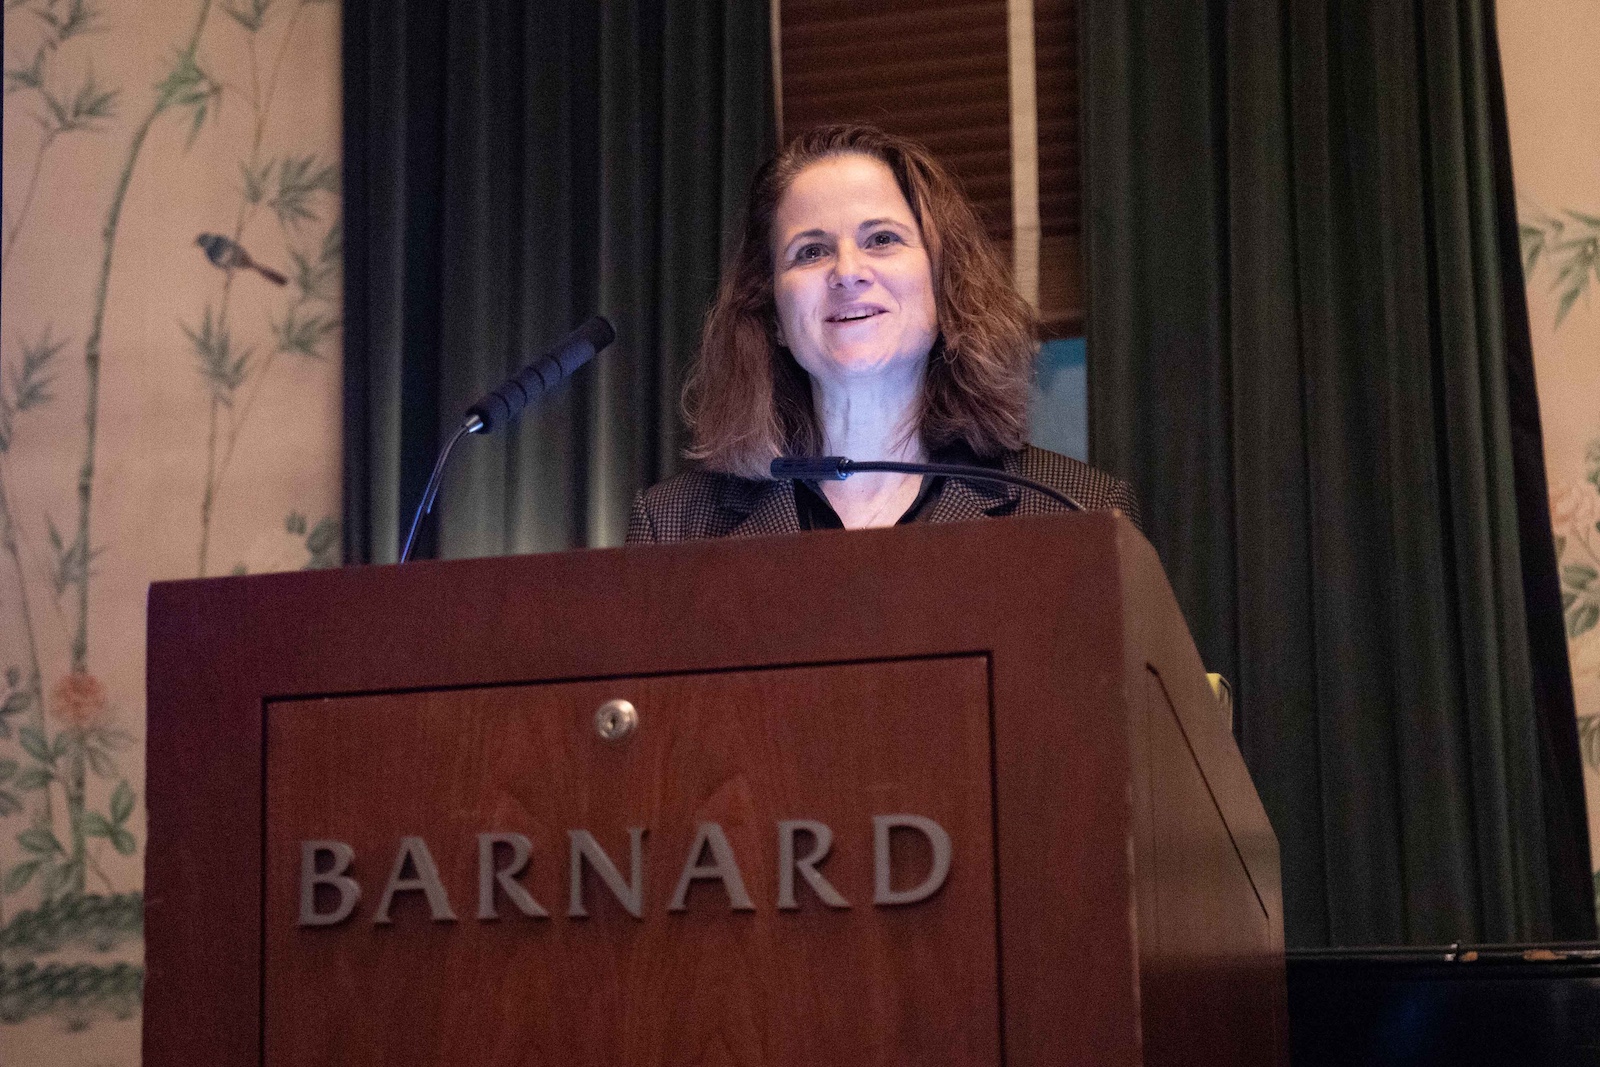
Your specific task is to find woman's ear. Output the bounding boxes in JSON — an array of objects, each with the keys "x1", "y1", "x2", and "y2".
[{"x1": 772, "y1": 317, "x2": 787, "y2": 348}]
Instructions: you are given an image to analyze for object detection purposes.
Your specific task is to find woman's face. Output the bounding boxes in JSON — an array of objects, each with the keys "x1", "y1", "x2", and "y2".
[{"x1": 770, "y1": 154, "x2": 939, "y2": 390}]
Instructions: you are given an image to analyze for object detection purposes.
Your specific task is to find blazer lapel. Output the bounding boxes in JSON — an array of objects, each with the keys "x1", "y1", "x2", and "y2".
[
  {"x1": 727, "y1": 479, "x2": 803, "y2": 538},
  {"x1": 922, "y1": 451, "x2": 1023, "y2": 524}
]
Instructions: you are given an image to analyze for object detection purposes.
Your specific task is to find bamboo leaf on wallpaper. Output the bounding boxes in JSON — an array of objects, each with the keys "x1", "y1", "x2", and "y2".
[
  {"x1": 15, "y1": 766, "x2": 51, "y2": 791},
  {"x1": 287, "y1": 247, "x2": 337, "y2": 302},
  {"x1": 46, "y1": 516, "x2": 73, "y2": 598},
  {"x1": 4, "y1": 860, "x2": 41, "y2": 894},
  {"x1": 240, "y1": 158, "x2": 273, "y2": 205},
  {"x1": 85, "y1": 745, "x2": 113, "y2": 777},
  {"x1": 1581, "y1": 716, "x2": 1600, "y2": 776},
  {"x1": 90, "y1": 727, "x2": 133, "y2": 753},
  {"x1": 0, "y1": 690, "x2": 27, "y2": 723},
  {"x1": 304, "y1": 517, "x2": 339, "y2": 569},
  {"x1": 32, "y1": 71, "x2": 121, "y2": 142},
  {"x1": 66, "y1": 69, "x2": 118, "y2": 125},
  {"x1": 78, "y1": 812, "x2": 114, "y2": 839},
  {"x1": 44, "y1": 513, "x2": 99, "y2": 600},
  {"x1": 1565, "y1": 564, "x2": 1599, "y2": 591},
  {"x1": 109, "y1": 780, "x2": 133, "y2": 825},
  {"x1": 271, "y1": 306, "x2": 337, "y2": 360},
  {"x1": 154, "y1": 49, "x2": 222, "y2": 149},
  {"x1": 223, "y1": 0, "x2": 272, "y2": 33},
  {"x1": 32, "y1": 0, "x2": 105, "y2": 48},
  {"x1": 36, "y1": 84, "x2": 71, "y2": 129},
  {"x1": 10, "y1": 324, "x2": 67, "y2": 413},
  {"x1": 1572, "y1": 602, "x2": 1600, "y2": 640},
  {"x1": 19, "y1": 826, "x2": 63, "y2": 856},
  {"x1": 17, "y1": 727, "x2": 50, "y2": 767},
  {"x1": 1556, "y1": 287, "x2": 1586, "y2": 327},
  {"x1": 1520, "y1": 223, "x2": 1545, "y2": 276},
  {"x1": 1544, "y1": 224, "x2": 1597, "y2": 327},
  {"x1": 4, "y1": 46, "x2": 46, "y2": 95},
  {"x1": 268, "y1": 154, "x2": 337, "y2": 229},
  {"x1": 1519, "y1": 202, "x2": 1600, "y2": 329},
  {"x1": 183, "y1": 305, "x2": 251, "y2": 401},
  {"x1": 42, "y1": 856, "x2": 79, "y2": 896},
  {"x1": 320, "y1": 218, "x2": 342, "y2": 262}
]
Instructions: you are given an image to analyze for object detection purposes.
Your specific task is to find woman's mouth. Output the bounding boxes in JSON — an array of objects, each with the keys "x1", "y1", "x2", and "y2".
[{"x1": 826, "y1": 306, "x2": 886, "y2": 323}]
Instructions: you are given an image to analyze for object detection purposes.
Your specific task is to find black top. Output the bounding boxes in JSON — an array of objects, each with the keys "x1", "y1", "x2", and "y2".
[{"x1": 793, "y1": 474, "x2": 943, "y2": 530}]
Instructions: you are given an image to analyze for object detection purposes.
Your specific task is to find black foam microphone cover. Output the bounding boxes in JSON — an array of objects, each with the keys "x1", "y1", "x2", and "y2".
[
  {"x1": 467, "y1": 316, "x2": 616, "y2": 433},
  {"x1": 769, "y1": 456, "x2": 850, "y2": 481}
]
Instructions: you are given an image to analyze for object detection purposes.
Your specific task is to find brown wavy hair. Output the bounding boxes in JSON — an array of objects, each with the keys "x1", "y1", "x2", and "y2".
[{"x1": 684, "y1": 124, "x2": 1038, "y2": 479}]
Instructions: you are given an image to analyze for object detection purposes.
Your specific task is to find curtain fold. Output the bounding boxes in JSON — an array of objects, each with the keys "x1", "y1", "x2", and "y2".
[
  {"x1": 343, "y1": 0, "x2": 772, "y2": 562},
  {"x1": 1083, "y1": 0, "x2": 1594, "y2": 945}
]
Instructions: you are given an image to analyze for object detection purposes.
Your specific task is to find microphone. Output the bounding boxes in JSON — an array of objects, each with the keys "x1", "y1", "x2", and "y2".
[
  {"x1": 465, "y1": 315, "x2": 615, "y2": 434},
  {"x1": 769, "y1": 456, "x2": 1085, "y2": 512},
  {"x1": 400, "y1": 316, "x2": 616, "y2": 563}
]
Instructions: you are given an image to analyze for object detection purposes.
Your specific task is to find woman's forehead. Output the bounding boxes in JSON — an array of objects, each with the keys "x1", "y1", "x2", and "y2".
[{"x1": 773, "y1": 154, "x2": 918, "y2": 238}]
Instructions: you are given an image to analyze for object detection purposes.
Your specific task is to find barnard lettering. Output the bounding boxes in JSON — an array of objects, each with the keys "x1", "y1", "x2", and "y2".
[{"x1": 296, "y1": 815, "x2": 951, "y2": 927}]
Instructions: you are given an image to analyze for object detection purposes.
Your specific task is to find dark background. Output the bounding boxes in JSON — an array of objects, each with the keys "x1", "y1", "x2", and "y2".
[{"x1": 340, "y1": 0, "x2": 1595, "y2": 950}]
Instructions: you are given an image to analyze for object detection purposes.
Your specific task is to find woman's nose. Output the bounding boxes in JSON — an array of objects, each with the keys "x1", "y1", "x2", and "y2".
[{"x1": 829, "y1": 245, "x2": 871, "y2": 289}]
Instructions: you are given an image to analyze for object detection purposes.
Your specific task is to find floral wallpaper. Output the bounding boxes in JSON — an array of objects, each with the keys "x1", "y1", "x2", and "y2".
[
  {"x1": 0, "y1": 0, "x2": 342, "y2": 1062},
  {"x1": 1498, "y1": 0, "x2": 1600, "y2": 924}
]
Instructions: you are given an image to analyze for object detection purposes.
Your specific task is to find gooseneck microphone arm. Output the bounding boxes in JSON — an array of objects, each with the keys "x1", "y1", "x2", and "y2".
[
  {"x1": 399, "y1": 316, "x2": 616, "y2": 564},
  {"x1": 399, "y1": 421, "x2": 475, "y2": 565},
  {"x1": 769, "y1": 457, "x2": 1086, "y2": 513}
]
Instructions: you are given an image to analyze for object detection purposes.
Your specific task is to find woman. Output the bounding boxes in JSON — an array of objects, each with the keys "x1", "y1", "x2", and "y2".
[{"x1": 627, "y1": 124, "x2": 1139, "y2": 543}]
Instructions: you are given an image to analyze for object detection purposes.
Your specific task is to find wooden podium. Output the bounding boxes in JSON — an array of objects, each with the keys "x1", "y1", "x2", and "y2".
[{"x1": 144, "y1": 513, "x2": 1286, "y2": 1067}]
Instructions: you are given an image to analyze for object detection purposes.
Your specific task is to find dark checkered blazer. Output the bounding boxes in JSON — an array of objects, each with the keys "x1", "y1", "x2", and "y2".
[{"x1": 626, "y1": 445, "x2": 1142, "y2": 543}]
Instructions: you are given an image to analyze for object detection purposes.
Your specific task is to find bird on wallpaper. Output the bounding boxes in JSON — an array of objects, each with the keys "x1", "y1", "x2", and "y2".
[{"x1": 195, "y1": 233, "x2": 288, "y2": 286}]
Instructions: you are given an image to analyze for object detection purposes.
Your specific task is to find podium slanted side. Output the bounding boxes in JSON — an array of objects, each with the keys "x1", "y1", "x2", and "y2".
[{"x1": 145, "y1": 514, "x2": 1285, "y2": 1067}]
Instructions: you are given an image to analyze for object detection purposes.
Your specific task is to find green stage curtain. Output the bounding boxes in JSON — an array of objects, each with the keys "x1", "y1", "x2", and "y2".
[
  {"x1": 342, "y1": 0, "x2": 772, "y2": 561},
  {"x1": 1083, "y1": 0, "x2": 1595, "y2": 946}
]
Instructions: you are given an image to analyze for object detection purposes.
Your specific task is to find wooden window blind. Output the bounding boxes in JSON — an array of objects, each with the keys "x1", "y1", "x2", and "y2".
[
  {"x1": 1032, "y1": 0, "x2": 1080, "y2": 334},
  {"x1": 777, "y1": 0, "x2": 1083, "y2": 335}
]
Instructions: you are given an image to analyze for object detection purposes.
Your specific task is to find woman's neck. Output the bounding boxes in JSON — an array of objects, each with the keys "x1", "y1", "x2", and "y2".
[
  {"x1": 809, "y1": 367, "x2": 927, "y2": 464},
  {"x1": 808, "y1": 370, "x2": 928, "y2": 529}
]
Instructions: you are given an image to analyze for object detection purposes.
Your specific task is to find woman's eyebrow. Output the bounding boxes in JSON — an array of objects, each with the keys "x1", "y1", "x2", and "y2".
[
  {"x1": 784, "y1": 228, "x2": 829, "y2": 246},
  {"x1": 857, "y1": 217, "x2": 911, "y2": 232}
]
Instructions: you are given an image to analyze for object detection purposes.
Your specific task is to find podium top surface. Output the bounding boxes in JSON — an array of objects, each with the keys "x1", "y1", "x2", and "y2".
[{"x1": 151, "y1": 511, "x2": 1144, "y2": 696}]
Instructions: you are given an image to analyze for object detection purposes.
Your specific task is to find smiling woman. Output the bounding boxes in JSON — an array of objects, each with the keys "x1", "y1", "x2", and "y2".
[
  {"x1": 771, "y1": 155, "x2": 939, "y2": 393},
  {"x1": 626, "y1": 124, "x2": 1139, "y2": 541}
]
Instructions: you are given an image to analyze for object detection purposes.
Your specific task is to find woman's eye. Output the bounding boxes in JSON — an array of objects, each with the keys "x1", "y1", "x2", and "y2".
[
  {"x1": 867, "y1": 231, "x2": 901, "y2": 248},
  {"x1": 794, "y1": 244, "x2": 827, "y2": 262}
]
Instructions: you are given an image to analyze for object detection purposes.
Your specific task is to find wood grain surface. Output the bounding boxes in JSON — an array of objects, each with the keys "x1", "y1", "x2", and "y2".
[
  {"x1": 145, "y1": 513, "x2": 1286, "y2": 1067},
  {"x1": 264, "y1": 659, "x2": 998, "y2": 1066}
]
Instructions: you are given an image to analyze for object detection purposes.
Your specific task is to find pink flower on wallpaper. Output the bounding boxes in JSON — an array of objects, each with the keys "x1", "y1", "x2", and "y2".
[
  {"x1": 1551, "y1": 482, "x2": 1600, "y2": 536},
  {"x1": 49, "y1": 671, "x2": 109, "y2": 731}
]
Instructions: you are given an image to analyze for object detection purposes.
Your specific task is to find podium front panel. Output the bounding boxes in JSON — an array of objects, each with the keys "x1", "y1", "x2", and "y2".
[
  {"x1": 263, "y1": 656, "x2": 999, "y2": 1067},
  {"x1": 148, "y1": 516, "x2": 1285, "y2": 1067}
]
